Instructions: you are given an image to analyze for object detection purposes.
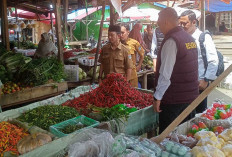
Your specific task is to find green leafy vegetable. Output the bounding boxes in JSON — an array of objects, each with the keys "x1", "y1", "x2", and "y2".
[
  {"x1": 17, "y1": 58, "x2": 66, "y2": 86},
  {"x1": 17, "y1": 105, "x2": 79, "y2": 130}
]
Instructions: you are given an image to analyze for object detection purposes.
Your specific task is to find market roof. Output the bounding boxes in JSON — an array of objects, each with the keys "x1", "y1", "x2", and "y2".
[{"x1": 7, "y1": 0, "x2": 173, "y2": 15}]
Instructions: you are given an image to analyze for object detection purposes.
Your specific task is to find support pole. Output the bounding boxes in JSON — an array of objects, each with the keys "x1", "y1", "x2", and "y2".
[
  {"x1": 63, "y1": 0, "x2": 68, "y2": 39},
  {"x1": 92, "y1": 2, "x2": 105, "y2": 83},
  {"x1": 110, "y1": 3, "x2": 116, "y2": 25},
  {"x1": 200, "y1": 0, "x2": 205, "y2": 31},
  {"x1": 15, "y1": 5, "x2": 20, "y2": 48},
  {"x1": 54, "y1": 0, "x2": 63, "y2": 62},
  {"x1": 217, "y1": 12, "x2": 221, "y2": 33},
  {"x1": 50, "y1": 11, "x2": 55, "y2": 43},
  {"x1": 1, "y1": 0, "x2": 10, "y2": 50}
]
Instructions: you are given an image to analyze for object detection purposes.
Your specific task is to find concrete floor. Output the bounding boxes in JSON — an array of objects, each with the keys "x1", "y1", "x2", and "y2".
[
  {"x1": 208, "y1": 87, "x2": 232, "y2": 107},
  {"x1": 205, "y1": 35, "x2": 232, "y2": 106}
]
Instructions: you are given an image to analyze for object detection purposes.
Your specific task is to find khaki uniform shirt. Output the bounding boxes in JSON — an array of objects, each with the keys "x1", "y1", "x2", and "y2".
[
  {"x1": 99, "y1": 42, "x2": 133, "y2": 78},
  {"x1": 123, "y1": 38, "x2": 145, "y2": 80}
]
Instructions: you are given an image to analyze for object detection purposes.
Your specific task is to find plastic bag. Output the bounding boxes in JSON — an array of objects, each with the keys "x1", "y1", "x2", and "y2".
[
  {"x1": 161, "y1": 139, "x2": 192, "y2": 157},
  {"x1": 68, "y1": 132, "x2": 114, "y2": 157},
  {"x1": 221, "y1": 144, "x2": 232, "y2": 157},
  {"x1": 191, "y1": 145, "x2": 225, "y2": 157}
]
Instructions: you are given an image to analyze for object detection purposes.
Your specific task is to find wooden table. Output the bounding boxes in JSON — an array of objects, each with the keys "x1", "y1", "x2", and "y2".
[
  {"x1": 137, "y1": 70, "x2": 154, "y2": 89},
  {"x1": 67, "y1": 77, "x2": 92, "y2": 89},
  {"x1": 0, "y1": 82, "x2": 68, "y2": 109},
  {"x1": 68, "y1": 41, "x2": 88, "y2": 49}
]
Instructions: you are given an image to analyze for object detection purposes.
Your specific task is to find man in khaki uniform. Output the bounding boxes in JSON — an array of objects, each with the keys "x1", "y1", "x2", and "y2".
[
  {"x1": 98, "y1": 25, "x2": 133, "y2": 83},
  {"x1": 120, "y1": 25, "x2": 145, "y2": 87}
]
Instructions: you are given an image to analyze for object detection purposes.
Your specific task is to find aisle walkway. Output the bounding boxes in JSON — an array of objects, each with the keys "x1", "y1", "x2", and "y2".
[{"x1": 208, "y1": 87, "x2": 232, "y2": 107}]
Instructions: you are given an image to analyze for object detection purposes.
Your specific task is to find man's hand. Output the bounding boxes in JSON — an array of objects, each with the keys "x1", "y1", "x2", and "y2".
[
  {"x1": 153, "y1": 100, "x2": 162, "y2": 112},
  {"x1": 199, "y1": 80, "x2": 209, "y2": 90},
  {"x1": 136, "y1": 65, "x2": 141, "y2": 72}
]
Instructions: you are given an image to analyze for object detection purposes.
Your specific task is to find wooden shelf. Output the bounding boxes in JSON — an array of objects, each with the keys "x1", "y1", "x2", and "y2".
[{"x1": 0, "y1": 82, "x2": 68, "y2": 109}]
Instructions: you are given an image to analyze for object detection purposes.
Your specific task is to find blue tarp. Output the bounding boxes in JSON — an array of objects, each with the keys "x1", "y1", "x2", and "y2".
[{"x1": 205, "y1": 0, "x2": 232, "y2": 12}]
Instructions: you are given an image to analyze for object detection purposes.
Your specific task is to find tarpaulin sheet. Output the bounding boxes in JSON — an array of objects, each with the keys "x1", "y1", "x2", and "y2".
[{"x1": 205, "y1": 0, "x2": 232, "y2": 12}]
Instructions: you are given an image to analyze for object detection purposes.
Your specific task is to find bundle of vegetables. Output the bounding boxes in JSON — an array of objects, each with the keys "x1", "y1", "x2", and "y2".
[
  {"x1": 79, "y1": 67, "x2": 87, "y2": 81},
  {"x1": 142, "y1": 55, "x2": 153, "y2": 70},
  {"x1": 62, "y1": 73, "x2": 154, "y2": 114},
  {"x1": 16, "y1": 58, "x2": 65, "y2": 86},
  {"x1": 20, "y1": 41, "x2": 38, "y2": 49},
  {"x1": 17, "y1": 105, "x2": 79, "y2": 130},
  {"x1": 87, "y1": 66, "x2": 100, "y2": 80},
  {"x1": 0, "y1": 65, "x2": 13, "y2": 84},
  {"x1": 0, "y1": 52, "x2": 32, "y2": 73},
  {"x1": 90, "y1": 104, "x2": 137, "y2": 121},
  {"x1": 0, "y1": 121, "x2": 29, "y2": 156}
]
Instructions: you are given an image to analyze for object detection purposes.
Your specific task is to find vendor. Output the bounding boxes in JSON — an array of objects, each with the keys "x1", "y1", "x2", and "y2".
[
  {"x1": 120, "y1": 24, "x2": 145, "y2": 87},
  {"x1": 98, "y1": 25, "x2": 133, "y2": 83},
  {"x1": 34, "y1": 33, "x2": 58, "y2": 58}
]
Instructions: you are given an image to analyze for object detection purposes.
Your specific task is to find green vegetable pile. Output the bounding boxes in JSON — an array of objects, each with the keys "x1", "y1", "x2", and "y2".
[
  {"x1": 17, "y1": 105, "x2": 79, "y2": 130},
  {"x1": 60, "y1": 123, "x2": 86, "y2": 134},
  {"x1": 90, "y1": 104, "x2": 137, "y2": 122},
  {"x1": 17, "y1": 58, "x2": 66, "y2": 86},
  {"x1": 142, "y1": 56, "x2": 153, "y2": 70},
  {"x1": 0, "y1": 52, "x2": 32, "y2": 72}
]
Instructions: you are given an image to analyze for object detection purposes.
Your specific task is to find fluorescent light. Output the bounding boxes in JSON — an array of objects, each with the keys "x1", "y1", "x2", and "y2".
[{"x1": 50, "y1": 4, "x2": 53, "y2": 9}]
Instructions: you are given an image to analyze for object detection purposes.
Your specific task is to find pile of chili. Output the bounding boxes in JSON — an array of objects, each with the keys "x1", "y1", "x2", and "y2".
[
  {"x1": 0, "y1": 121, "x2": 28, "y2": 156},
  {"x1": 62, "y1": 73, "x2": 154, "y2": 114}
]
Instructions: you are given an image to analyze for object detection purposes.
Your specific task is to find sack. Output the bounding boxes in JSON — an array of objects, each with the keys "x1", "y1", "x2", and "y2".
[{"x1": 199, "y1": 32, "x2": 224, "y2": 77}]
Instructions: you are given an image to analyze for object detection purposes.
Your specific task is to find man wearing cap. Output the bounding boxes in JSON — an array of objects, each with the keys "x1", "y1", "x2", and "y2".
[
  {"x1": 120, "y1": 24, "x2": 145, "y2": 87},
  {"x1": 98, "y1": 25, "x2": 133, "y2": 83}
]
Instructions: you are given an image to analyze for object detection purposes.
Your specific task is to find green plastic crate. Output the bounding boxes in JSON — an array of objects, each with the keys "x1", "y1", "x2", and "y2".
[{"x1": 49, "y1": 115, "x2": 99, "y2": 137}]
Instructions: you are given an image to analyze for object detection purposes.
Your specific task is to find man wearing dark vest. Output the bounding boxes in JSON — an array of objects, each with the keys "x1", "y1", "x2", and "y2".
[{"x1": 153, "y1": 7, "x2": 199, "y2": 133}]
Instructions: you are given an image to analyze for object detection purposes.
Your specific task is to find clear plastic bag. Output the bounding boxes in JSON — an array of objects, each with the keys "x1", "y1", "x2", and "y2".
[
  {"x1": 68, "y1": 131, "x2": 114, "y2": 157},
  {"x1": 191, "y1": 145, "x2": 225, "y2": 157},
  {"x1": 161, "y1": 139, "x2": 192, "y2": 157}
]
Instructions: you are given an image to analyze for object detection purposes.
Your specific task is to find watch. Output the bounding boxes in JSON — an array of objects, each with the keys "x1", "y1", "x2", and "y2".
[{"x1": 204, "y1": 77, "x2": 210, "y2": 82}]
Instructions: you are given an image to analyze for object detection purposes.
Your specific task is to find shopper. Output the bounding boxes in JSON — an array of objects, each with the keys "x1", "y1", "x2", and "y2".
[
  {"x1": 179, "y1": 10, "x2": 219, "y2": 113},
  {"x1": 120, "y1": 24, "x2": 145, "y2": 87},
  {"x1": 143, "y1": 24, "x2": 153, "y2": 51},
  {"x1": 98, "y1": 25, "x2": 133, "y2": 83},
  {"x1": 34, "y1": 33, "x2": 58, "y2": 58},
  {"x1": 129, "y1": 22, "x2": 149, "y2": 53},
  {"x1": 153, "y1": 7, "x2": 199, "y2": 133},
  {"x1": 150, "y1": 27, "x2": 164, "y2": 72}
]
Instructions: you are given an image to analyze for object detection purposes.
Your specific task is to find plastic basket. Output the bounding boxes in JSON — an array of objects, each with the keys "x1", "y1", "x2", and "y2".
[{"x1": 49, "y1": 115, "x2": 99, "y2": 137}]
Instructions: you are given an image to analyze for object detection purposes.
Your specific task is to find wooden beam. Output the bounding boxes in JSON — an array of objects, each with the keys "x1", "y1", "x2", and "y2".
[
  {"x1": 200, "y1": 0, "x2": 205, "y2": 31},
  {"x1": 92, "y1": 2, "x2": 106, "y2": 83},
  {"x1": 110, "y1": 3, "x2": 116, "y2": 25},
  {"x1": 54, "y1": 0, "x2": 63, "y2": 62},
  {"x1": 63, "y1": 0, "x2": 68, "y2": 38},
  {"x1": 152, "y1": 64, "x2": 232, "y2": 144},
  {"x1": 15, "y1": 5, "x2": 20, "y2": 49},
  {"x1": 1, "y1": 0, "x2": 10, "y2": 50}
]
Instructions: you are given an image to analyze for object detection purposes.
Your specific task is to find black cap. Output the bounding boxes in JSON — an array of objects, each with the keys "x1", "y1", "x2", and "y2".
[{"x1": 108, "y1": 25, "x2": 121, "y2": 33}]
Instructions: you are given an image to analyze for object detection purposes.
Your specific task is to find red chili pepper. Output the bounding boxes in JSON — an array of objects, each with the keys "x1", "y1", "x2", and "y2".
[{"x1": 62, "y1": 73, "x2": 154, "y2": 114}]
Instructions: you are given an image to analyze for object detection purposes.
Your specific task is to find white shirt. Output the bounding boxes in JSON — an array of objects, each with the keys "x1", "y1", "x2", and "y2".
[
  {"x1": 192, "y1": 28, "x2": 218, "y2": 80},
  {"x1": 154, "y1": 38, "x2": 177, "y2": 100},
  {"x1": 150, "y1": 30, "x2": 158, "y2": 59}
]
